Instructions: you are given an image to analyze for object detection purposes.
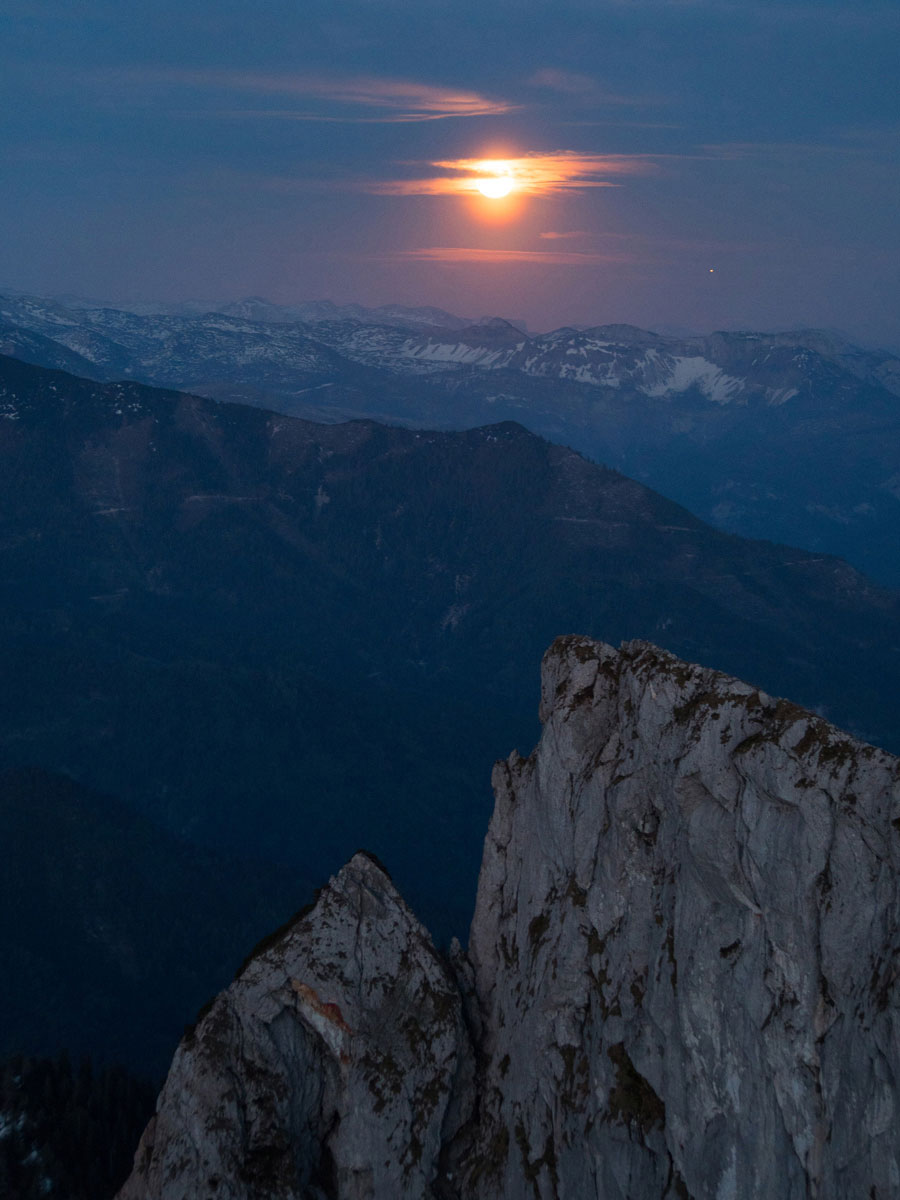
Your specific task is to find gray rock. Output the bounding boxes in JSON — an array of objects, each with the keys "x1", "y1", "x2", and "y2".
[
  {"x1": 120, "y1": 638, "x2": 900, "y2": 1199},
  {"x1": 118, "y1": 852, "x2": 473, "y2": 1200}
]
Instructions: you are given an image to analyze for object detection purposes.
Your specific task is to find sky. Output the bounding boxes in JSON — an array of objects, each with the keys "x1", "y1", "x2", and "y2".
[{"x1": 2, "y1": 0, "x2": 899, "y2": 342}]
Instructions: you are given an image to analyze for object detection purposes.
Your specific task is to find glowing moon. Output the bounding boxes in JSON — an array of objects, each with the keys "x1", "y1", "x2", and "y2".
[{"x1": 476, "y1": 172, "x2": 514, "y2": 199}]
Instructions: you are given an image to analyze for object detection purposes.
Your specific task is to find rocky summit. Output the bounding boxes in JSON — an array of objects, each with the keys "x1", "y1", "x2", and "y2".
[
  {"x1": 120, "y1": 638, "x2": 900, "y2": 1200},
  {"x1": 118, "y1": 852, "x2": 473, "y2": 1200}
]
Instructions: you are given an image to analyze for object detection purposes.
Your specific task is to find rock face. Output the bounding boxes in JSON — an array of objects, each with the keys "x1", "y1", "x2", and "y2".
[
  {"x1": 462, "y1": 637, "x2": 900, "y2": 1199},
  {"x1": 118, "y1": 853, "x2": 473, "y2": 1200},
  {"x1": 120, "y1": 638, "x2": 900, "y2": 1199}
]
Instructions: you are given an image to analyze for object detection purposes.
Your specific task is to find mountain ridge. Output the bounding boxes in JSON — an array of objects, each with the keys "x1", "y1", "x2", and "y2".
[{"x1": 3, "y1": 291, "x2": 898, "y2": 585}]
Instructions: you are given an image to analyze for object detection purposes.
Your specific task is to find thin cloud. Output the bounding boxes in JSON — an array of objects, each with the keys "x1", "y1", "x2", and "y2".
[
  {"x1": 108, "y1": 68, "x2": 516, "y2": 121},
  {"x1": 527, "y1": 68, "x2": 655, "y2": 106},
  {"x1": 557, "y1": 119, "x2": 683, "y2": 130},
  {"x1": 182, "y1": 108, "x2": 488, "y2": 125},
  {"x1": 539, "y1": 230, "x2": 591, "y2": 239},
  {"x1": 529, "y1": 68, "x2": 598, "y2": 95},
  {"x1": 389, "y1": 246, "x2": 636, "y2": 265},
  {"x1": 702, "y1": 140, "x2": 871, "y2": 159},
  {"x1": 370, "y1": 151, "x2": 657, "y2": 197}
]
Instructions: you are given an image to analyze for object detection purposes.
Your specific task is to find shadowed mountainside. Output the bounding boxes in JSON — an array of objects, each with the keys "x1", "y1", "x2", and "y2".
[
  {"x1": 2, "y1": 353, "x2": 900, "y2": 1071},
  {"x1": 3, "y1": 293, "x2": 900, "y2": 585}
]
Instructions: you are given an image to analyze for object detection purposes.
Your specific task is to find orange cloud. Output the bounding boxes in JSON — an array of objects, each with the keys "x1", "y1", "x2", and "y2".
[
  {"x1": 370, "y1": 151, "x2": 656, "y2": 196},
  {"x1": 391, "y1": 246, "x2": 636, "y2": 265},
  {"x1": 539, "y1": 230, "x2": 591, "y2": 239}
]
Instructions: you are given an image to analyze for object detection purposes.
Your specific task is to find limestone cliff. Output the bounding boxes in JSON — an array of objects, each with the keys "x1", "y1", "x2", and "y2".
[
  {"x1": 119, "y1": 638, "x2": 900, "y2": 1199},
  {"x1": 461, "y1": 637, "x2": 900, "y2": 1199}
]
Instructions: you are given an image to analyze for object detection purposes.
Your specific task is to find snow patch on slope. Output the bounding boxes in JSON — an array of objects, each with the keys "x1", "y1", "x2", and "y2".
[
  {"x1": 403, "y1": 340, "x2": 517, "y2": 368},
  {"x1": 643, "y1": 355, "x2": 746, "y2": 403}
]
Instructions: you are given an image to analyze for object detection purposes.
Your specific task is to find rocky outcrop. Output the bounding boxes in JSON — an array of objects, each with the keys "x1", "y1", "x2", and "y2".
[
  {"x1": 462, "y1": 637, "x2": 900, "y2": 1200},
  {"x1": 118, "y1": 852, "x2": 473, "y2": 1200},
  {"x1": 120, "y1": 638, "x2": 900, "y2": 1199}
]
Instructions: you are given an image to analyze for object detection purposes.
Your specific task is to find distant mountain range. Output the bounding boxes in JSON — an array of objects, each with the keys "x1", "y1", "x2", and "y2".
[
  {"x1": 2, "y1": 292, "x2": 898, "y2": 585},
  {"x1": 2, "y1": 352, "x2": 900, "y2": 1071}
]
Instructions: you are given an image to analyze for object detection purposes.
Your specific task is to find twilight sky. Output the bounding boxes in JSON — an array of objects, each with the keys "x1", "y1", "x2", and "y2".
[{"x1": 3, "y1": 0, "x2": 899, "y2": 342}]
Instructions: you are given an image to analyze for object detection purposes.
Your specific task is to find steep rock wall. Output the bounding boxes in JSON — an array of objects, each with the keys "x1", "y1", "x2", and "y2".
[{"x1": 463, "y1": 637, "x2": 900, "y2": 1199}]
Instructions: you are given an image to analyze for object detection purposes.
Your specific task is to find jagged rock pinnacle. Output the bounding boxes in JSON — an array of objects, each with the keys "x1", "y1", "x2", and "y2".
[{"x1": 118, "y1": 852, "x2": 473, "y2": 1200}]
